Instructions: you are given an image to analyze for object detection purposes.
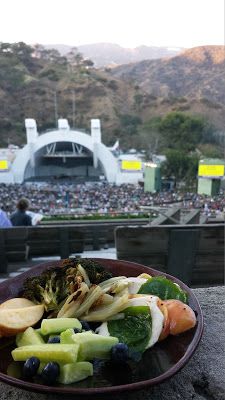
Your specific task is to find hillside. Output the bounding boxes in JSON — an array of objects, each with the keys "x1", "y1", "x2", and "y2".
[
  {"x1": 0, "y1": 43, "x2": 224, "y2": 154},
  {"x1": 44, "y1": 43, "x2": 183, "y2": 67},
  {"x1": 111, "y1": 46, "x2": 225, "y2": 129},
  {"x1": 0, "y1": 42, "x2": 136, "y2": 147}
]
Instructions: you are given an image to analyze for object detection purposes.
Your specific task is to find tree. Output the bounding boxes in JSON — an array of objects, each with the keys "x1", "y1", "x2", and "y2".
[
  {"x1": 66, "y1": 47, "x2": 84, "y2": 66},
  {"x1": 120, "y1": 114, "x2": 142, "y2": 135},
  {"x1": 82, "y1": 59, "x2": 94, "y2": 67},
  {"x1": 0, "y1": 42, "x2": 39, "y2": 73},
  {"x1": 161, "y1": 150, "x2": 189, "y2": 181},
  {"x1": 198, "y1": 143, "x2": 223, "y2": 158},
  {"x1": 186, "y1": 154, "x2": 199, "y2": 183},
  {"x1": 11, "y1": 42, "x2": 33, "y2": 65},
  {"x1": 159, "y1": 112, "x2": 205, "y2": 151},
  {"x1": 138, "y1": 117, "x2": 163, "y2": 157},
  {"x1": 32, "y1": 43, "x2": 45, "y2": 57},
  {"x1": 161, "y1": 149, "x2": 199, "y2": 183},
  {"x1": 134, "y1": 93, "x2": 144, "y2": 111},
  {"x1": 0, "y1": 42, "x2": 13, "y2": 54}
]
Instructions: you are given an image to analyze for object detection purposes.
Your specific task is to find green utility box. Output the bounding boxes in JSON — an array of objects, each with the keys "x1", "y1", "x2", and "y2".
[
  {"x1": 197, "y1": 159, "x2": 225, "y2": 196},
  {"x1": 197, "y1": 178, "x2": 221, "y2": 196},
  {"x1": 144, "y1": 164, "x2": 161, "y2": 192}
]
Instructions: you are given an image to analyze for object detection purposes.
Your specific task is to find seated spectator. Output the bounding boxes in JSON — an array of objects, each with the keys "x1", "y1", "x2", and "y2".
[
  {"x1": 0, "y1": 208, "x2": 12, "y2": 227},
  {"x1": 26, "y1": 210, "x2": 43, "y2": 225},
  {"x1": 10, "y1": 198, "x2": 32, "y2": 226}
]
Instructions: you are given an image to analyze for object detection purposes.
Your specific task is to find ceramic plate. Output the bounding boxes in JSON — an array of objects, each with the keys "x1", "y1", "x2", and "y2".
[{"x1": 0, "y1": 258, "x2": 203, "y2": 395}]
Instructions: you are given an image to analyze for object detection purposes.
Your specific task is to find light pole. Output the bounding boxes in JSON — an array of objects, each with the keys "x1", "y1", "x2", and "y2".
[
  {"x1": 72, "y1": 90, "x2": 76, "y2": 128},
  {"x1": 54, "y1": 91, "x2": 58, "y2": 128}
]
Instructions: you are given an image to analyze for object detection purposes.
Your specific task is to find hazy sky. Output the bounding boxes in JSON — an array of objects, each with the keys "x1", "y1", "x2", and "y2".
[{"x1": 1, "y1": 0, "x2": 224, "y2": 48}]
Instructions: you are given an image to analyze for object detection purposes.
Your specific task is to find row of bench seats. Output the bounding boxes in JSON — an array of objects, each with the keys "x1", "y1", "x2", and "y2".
[
  {"x1": 0, "y1": 224, "x2": 113, "y2": 273},
  {"x1": 0, "y1": 219, "x2": 147, "y2": 273},
  {"x1": 1, "y1": 217, "x2": 224, "y2": 287},
  {"x1": 115, "y1": 223, "x2": 224, "y2": 286}
]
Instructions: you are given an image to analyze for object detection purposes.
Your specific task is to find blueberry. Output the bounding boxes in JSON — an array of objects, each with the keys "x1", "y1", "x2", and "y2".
[
  {"x1": 23, "y1": 357, "x2": 40, "y2": 378},
  {"x1": 73, "y1": 328, "x2": 82, "y2": 334},
  {"x1": 48, "y1": 336, "x2": 60, "y2": 343},
  {"x1": 41, "y1": 362, "x2": 60, "y2": 385},
  {"x1": 111, "y1": 343, "x2": 129, "y2": 363},
  {"x1": 80, "y1": 320, "x2": 91, "y2": 331},
  {"x1": 89, "y1": 321, "x2": 100, "y2": 331}
]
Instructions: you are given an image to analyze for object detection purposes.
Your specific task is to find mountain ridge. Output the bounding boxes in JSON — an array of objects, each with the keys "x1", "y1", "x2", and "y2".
[
  {"x1": 44, "y1": 42, "x2": 183, "y2": 67},
  {"x1": 0, "y1": 43, "x2": 224, "y2": 153},
  {"x1": 111, "y1": 45, "x2": 225, "y2": 105}
]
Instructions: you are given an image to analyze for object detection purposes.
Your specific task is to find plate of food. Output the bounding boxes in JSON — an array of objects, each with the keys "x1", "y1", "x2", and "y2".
[{"x1": 0, "y1": 258, "x2": 203, "y2": 395}]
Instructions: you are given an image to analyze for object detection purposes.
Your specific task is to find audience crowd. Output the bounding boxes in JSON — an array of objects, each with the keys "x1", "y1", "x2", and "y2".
[{"x1": 0, "y1": 182, "x2": 225, "y2": 220}]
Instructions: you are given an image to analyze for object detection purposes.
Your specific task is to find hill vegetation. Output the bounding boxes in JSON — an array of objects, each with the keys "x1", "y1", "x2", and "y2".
[
  {"x1": 111, "y1": 45, "x2": 225, "y2": 132},
  {"x1": 0, "y1": 42, "x2": 136, "y2": 147},
  {"x1": 0, "y1": 42, "x2": 224, "y2": 171}
]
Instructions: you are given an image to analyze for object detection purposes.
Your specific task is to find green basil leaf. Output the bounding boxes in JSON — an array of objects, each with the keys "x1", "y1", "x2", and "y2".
[
  {"x1": 108, "y1": 311, "x2": 152, "y2": 353},
  {"x1": 138, "y1": 276, "x2": 188, "y2": 303},
  {"x1": 124, "y1": 305, "x2": 150, "y2": 316}
]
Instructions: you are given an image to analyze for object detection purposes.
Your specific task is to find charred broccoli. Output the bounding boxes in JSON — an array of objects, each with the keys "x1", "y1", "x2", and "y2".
[
  {"x1": 22, "y1": 267, "x2": 69, "y2": 312},
  {"x1": 22, "y1": 258, "x2": 113, "y2": 313},
  {"x1": 62, "y1": 257, "x2": 113, "y2": 284}
]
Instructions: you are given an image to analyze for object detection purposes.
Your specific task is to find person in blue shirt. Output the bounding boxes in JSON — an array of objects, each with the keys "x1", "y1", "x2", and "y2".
[
  {"x1": 10, "y1": 198, "x2": 32, "y2": 226},
  {"x1": 0, "y1": 208, "x2": 12, "y2": 227}
]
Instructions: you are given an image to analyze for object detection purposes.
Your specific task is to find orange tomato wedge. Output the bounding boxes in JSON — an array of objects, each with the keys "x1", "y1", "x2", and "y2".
[
  {"x1": 162, "y1": 299, "x2": 196, "y2": 336},
  {"x1": 157, "y1": 300, "x2": 170, "y2": 340}
]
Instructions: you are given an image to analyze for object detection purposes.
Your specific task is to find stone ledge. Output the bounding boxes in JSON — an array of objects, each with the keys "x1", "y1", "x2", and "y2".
[{"x1": 0, "y1": 286, "x2": 224, "y2": 400}]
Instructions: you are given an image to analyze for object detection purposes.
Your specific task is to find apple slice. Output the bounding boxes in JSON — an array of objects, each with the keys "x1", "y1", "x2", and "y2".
[
  {"x1": 0, "y1": 298, "x2": 36, "y2": 310},
  {"x1": 0, "y1": 304, "x2": 44, "y2": 337}
]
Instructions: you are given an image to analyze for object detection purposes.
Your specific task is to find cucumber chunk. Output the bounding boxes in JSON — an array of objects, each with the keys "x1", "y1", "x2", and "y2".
[
  {"x1": 69, "y1": 331, "x2": 118, "y2": 360},
  {"x1": 12, "y1": 344, "x2": 79, "y2": 364},
  {"x1": 58, "y1": 362, "x2": 93, "y2": 384},
  {"x1": 60, "y1": 328, "x2": 77, "y2": 344},
  {"x1": 16, "y1": 327, "x2": 45, "y2": 347},
  {"x1": 41, "y1": 318, "x2": 82, "y2": 336},
  {"x1": 35, "y1": 328, "x2": 49, "y2": 342}
]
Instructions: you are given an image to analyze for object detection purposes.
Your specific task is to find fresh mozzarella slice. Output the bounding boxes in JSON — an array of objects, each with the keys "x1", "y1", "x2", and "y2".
[
  {"x1": 127, "y1": 295, "x2": 164, "y2": 348},
  {"x1": 145, "y1": 296, "x2": 164, "y2": 348},
  {"x1": 96, "y1": 294, "x2": 164, "y2": 350},
  {"x1": 127, "y1": 296, "x2": 150, "y2": 307},
  {"x1": 125, "y1": 277, "x2": 147, "y2": 294}
]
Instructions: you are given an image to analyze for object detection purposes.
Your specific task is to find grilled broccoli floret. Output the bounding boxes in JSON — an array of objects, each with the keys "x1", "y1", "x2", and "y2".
[
  {"x1": 22, "y1": 268, "x2": 69, "y2": 312},
  {"x1": 22, "y1": 259, "x2": 113, "y2": 312},
  {"x1": 62, "y1": 257, "x2": 113, "y2": 284}
]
